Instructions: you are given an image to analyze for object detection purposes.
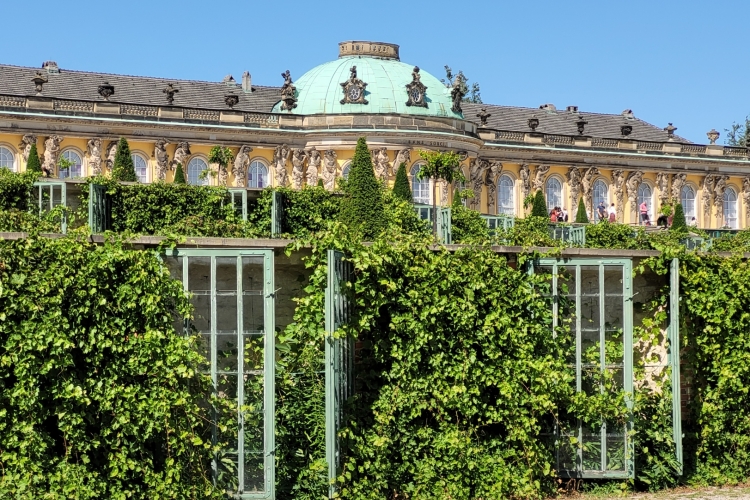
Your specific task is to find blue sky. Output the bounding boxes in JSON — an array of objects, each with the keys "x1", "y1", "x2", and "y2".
[{"x1": 2, "y1": 0, "x2": 747, "y2": 144}]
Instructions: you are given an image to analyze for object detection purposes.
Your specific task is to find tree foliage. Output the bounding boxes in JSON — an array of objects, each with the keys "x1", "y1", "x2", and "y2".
[
  {"x1": 25, "y1": 143, "x2": 42, "y2": 175},
  {"x1": 671, "y1": 203, "x2": 688, "y2": 234},
  {"x1": 0, "y1": 235, "x2": 225, "y2": 498},
  {"x1": 173, "y1": 163, "x2": 186, "y2": 184},
  {"x1": 338, "y1": 137, "x2": 386, "y2": 240},
  {"x1": 442, "y1": 65, "x2": 482, "y2": 103},
  {"x1": 725, "y1": 115, "x2": 749, "y2": 148},
  {"x1": 532, "y1": 189, "x2": 548, "y2": 218},
  {"x1": 110, "y1": 137, "x2": 137, "y2": 182},
  {"x1": 392, "y1": 162, "x2": 412, "y2": 202},
  {"x1": 575, "y1": 197, "x2": 589, "y2": 223}
]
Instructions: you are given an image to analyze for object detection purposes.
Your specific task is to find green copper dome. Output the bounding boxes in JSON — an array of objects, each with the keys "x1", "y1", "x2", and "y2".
[{"x1": 272, "y1": 55, "x2": 463, "y2": 119}]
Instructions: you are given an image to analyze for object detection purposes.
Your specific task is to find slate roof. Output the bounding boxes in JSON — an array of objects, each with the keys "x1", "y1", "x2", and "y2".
[
  {"x1": 461, "y1": 102, "x2": 693, "y2": 144},
  {"x1": 0, "y1": 63, "x2": 692, "y2": 144},
  {"x1": 0, "y1": 64, "x2": 281, "y2": 113}
]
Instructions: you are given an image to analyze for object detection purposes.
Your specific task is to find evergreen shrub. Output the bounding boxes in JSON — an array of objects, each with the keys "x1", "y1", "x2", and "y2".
[
  {"x1": 338, "y1": 137, "x2": 386, "y2": 240},
  {"x1": 575, "y1": 197, "x2": 589, "y2": 223},
  {"x1": 531, "y1": 189, "x2": 548, "y2": 218},
  {"x1": 110, "y1": 138, "x2": 137, "y2": 182},
  {"x1": 25, "y1": 143, "x2": 42, "y2": 175},
  {"x1": 173, "y1": 163, "x2": 186, "y2": 184},
  {"x1": 671, "y1": 203, "x2": 687, "y2": 234},
  {"x1": 392, "y1": 162, "x2": 412, "y2": 202}
]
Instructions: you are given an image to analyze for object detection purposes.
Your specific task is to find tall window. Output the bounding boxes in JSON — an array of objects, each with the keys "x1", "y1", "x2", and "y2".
[
  {"x1": 59, "y1": 150, "x2": 83, "y2": 179},
  {"x1": 248, "y1": 160, "x2": 268, "y2": 188},
  {"x1": 545, "y1": 177, "x2": 562, "y2": 211},
  {"x1": 724, "y1": 187, "x2": 738, "y2": 229},
  {"x1": 498, "y1": 174, "x2": 515, "y2": 215},
  {"x1": 638, "y1": 184, "x2": 653, "y2": 224},
  {"x1": 411, "y1": 164, "x2": 430, "y2": 204},
  {"x1": 132, "y1": 154, "x2": 148, "y2": 183},
  {"x1": 341, "y1": 162, "x2": 351, "y2": 180},
  {"x1": 681, "y1": 185, "x2": 696, "y2": 222},
  {"x1": 456, "y1": 181, "x2": 467, "y2": 207},
  {"x1": 593, "y1": 179, "x2": 609, "y2": 212},
  {"x1": 187, "y1": 157, "x2": 208, "y2": 186},
  {"x1": 0, "y1": 146, "x2": 15, "y2": 171}
]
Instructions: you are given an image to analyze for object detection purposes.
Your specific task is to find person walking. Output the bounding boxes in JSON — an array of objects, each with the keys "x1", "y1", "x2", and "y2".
[
  {"x1": 549, "y1": 208, "x2": 557, "y2": 222},
  {"x1": 640, "y1": 201, "x2": 650, "y2": 225},
  {"x1": 608, "y1": 203, "x2": 616, "y2": 222},
  {"x1": 597, "y1": 201, "x2": 606, "y2": 222}
]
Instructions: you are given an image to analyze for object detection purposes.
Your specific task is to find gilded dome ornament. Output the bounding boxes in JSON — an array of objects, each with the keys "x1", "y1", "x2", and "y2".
[
  {"x1": 340, "y1": 65, "x2": 368, "y2": 105},
  {"x1": 405, "y1": 66, "x2": 428, "y2": 108}
]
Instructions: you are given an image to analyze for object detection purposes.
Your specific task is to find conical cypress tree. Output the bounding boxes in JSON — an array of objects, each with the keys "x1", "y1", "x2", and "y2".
[
  {"x1": 671, "y1": 203, "x2": 688, "y2": 233},
  {"x1": 111, "y1": 137, "x2": 137, "y2": 182},
  {"x1": 531, "y1": 190, "x2": 548, "y2": 218},
  {"x1": 339, "y1": 137, "x2": 385, "y2": 239},
  {"x1": 575, "y1": 198, "x2": 589, "y2": 223},
  {"x1": 173, "y1": 163, "x2": 186, "y2": 184},
  {"x1": 26, "y1": 143, "x2": 42, "y2": 175},
  {"x1": 392, "y1": 162, "x2": 412, "y2": 202}
]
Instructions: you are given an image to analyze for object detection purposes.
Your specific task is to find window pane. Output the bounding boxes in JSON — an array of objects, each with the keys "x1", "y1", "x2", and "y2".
[
  {"x1": 132, "y1": 154, "x2": 148, "y2": 183},
  {"x1": 188, "y1": 158, "x2": 208, "y2": 185},
  {"x1": 638, "y1": 185, "x2": 652, "y2": 224},
  {"x1": 724, "y1": 188, "x2": 738, "y2": 229},
  {"x1": 411, "y1": 165, "x2": 430, "y2": 204},
  {"x1": 545, "y1": 178, "x2": 562, "y2": 211},
  {"x1": 498, "y1": 175, "x2": 514, "y2": 215},
  {"x1": 593, "y1": 180, "x2": 608, "y2": 217},
  {"x1": 681, "y1": 186, "x2": 696, "y2": 222},
  {"x1": 248, "y1": 161, "x2": 268, "y2": 188},
  {"x1": 59, "y1": 150, "x2": 82, "y2": 179},
  {"x1": 0, "y1": 147, "x2": 14, "y2": 170}
]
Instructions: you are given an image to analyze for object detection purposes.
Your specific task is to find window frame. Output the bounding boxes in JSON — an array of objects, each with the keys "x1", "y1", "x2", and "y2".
[
  {"x1": 498, "y1": 173, "x2": 515, "y2": 216},
  {"x1": 58, "y1": 148, "x2": 84, "y2": 179},
  {"x1": 680, "y1": 184, "x2": 697, "y2": 223},
  {"x1": 637, "y1": 182, "x2": 654, "y2": 225},
  {"x1": 248, "y1": 158, "x2": 269, "y2": 189},
  {"x1": 592, "y1": 178, "x2": 609, "y2": 216},
  {"x1": 545, "y1": 175, "x2": 564, "y2": 212},
  {"x1": 187, "y1": 156, "x2": 210, "y2": 186},
  {"x1": 131, "y1": 151, "x2": 149, "y2": 183},
  {"x1": 723, "y1": 186, "x2": 738, "y2": 229},
  {"x1": 410, "y1": 162, "x2": 431, "y2": 205},
  {"x1": 0, "y1": 144, "x2": 17, "y2": 172}
]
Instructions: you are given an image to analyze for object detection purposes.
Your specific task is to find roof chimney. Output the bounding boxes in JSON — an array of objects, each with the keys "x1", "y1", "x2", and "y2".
[
  {"x1": 42, "y1": 61, "x2": 59, "y2": 74},
  {"x1": 242, "y1": 71, "x2": 252, "y2": 93},
  {"x1": 566, "y1": 105, "x2": 578, "y2": 113},
  {"x1": 621, "y1": 109, "x2": 634, "y2": 119},
  {"x1": 222, "y1": 74, "x2": 236, "y2": 86},
  {"x1": 539, "y1": 103, "x2": 556, "y2": 112}
]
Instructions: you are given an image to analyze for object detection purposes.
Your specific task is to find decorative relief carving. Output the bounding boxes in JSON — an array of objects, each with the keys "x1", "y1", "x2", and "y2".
[
  {"x1": 372, "y1": 147, "x2": 390, "y2": 181},
  {"x1": 306, "y1": 147, "x2": 321, "y2": 186},
  {"x1": 626, "y1": 171, "x2": 644, "y2": 216},
  {"x1": 656, "y1": 172, "x2": 670, "y2": 204},
  {"x1": 98, "y1": 82, "x2": 115, "y2": 101},
  {"x1": 18, "y1": 134, "x2": 37, "y2": 163},
  {"x1": 532, "y1": 165, "x2": 551, "y2": 192},
  {"x1": 713, "y1": 175, "x2": 729, "y2": 226},
  {"x1": 280, "y1": 71, "x2": 297, "y2": 112},
  {"x1": 485, "y1": 161, "x2": 503, "y2": 213},
  {"x1": 291, "y1": 148, "x2": 307, "y2": 190},
  {"x1": 232, "y1": 145, "x2": 252, "y2": 187},
  {"x1": 743, "y1": 177, "x2": 750, "y2": 223},
  {"x1": 105, "y1": 141, "x2": 118, "y2": 171},
  {"x1": 273, "y1": 144, "x2": 290, "y2": 187},
  {"x1": 469, "y1": 157, "x2": 490, "y2": 210},
  {"x1": 394, "y1": 148, "x2": 411, "y2": 171},
  {"x1": 476, "y1": 107, "x2": 491, "y2": 126},
  {"x1": 224, "y1": 94, "x2": 239, "y2": 109},
  {"x1": 581, "y1": 167, "x2": 599, "y2": 215},
  {"x1": 42, "y1": 135, "x2": 63, "y2": 177},
  {"x1": 322, "y1": 150, "x2": 338, "y2": 191},
  {"x1": 611, "y1": 169, "x2": 627, "y2": 222},
  {"x1": 520, "y1": 164, "x2": 531, "y2": 200},
  {"x1": 566, "y1": 167, "x2": 582, "y2": 209},
  {"x1": 340, "y1": 66, "x2": 368, "y2": 105},
  {"x1": 171, "y1": 142, "x2": 191, "y2": 171},
  {"x1": 702, "y1": 175, "x2": 715, "y2": 221},
  {"x1": 671, "y1": 173, "x2": 687, "y2": 201},
  {"x1": 31, "y1": 71, "x2": 48, "y2": 94},
  {"x1": 450, "y1": 74, "x2": 466, "y2": 114},
  {"x1": 154, "y1": 139, "x2": 169, "y2": 181},
  {"x1": 86, "y1": 138, "x2": 103, "y2": 175},
  {"x1": 405, "y1": 66, "x2": 428, "y2": 108}
]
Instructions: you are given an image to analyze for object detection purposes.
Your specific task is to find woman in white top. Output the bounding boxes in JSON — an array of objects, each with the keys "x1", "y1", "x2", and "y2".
[{"x1": 607, "y1": 203, "x2": 616, "y2": 223}]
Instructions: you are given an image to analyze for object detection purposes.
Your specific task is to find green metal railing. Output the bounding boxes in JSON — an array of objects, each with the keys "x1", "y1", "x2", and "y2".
[
  {"x1": 481, "y1": 214, "x2": 515, "y2": 233},
  {"x1": 549, "y1": 224, "x2": 586, "y2": 246},
  {"x1": 413, "y1": 204, "x2": 452, "y2": 244}
]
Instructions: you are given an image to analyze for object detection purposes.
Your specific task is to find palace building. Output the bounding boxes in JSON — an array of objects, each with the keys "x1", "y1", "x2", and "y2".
[{"x1": 1, "y1": 40, "x2": 748, "y2": 228}]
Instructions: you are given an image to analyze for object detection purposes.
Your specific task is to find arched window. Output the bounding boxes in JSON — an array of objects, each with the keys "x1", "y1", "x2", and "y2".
[
  {"x1": 724, "y1": 187, "x2": 738, "y2": 229},
  {"x1": 456, "y1": 181, "x2": 467, "y2": 207},
  {"x1": 59, "y1": 150, "x2": 82, "y2": 179},
  {"x1": 593, "y1": 179, "x2": 609, "y2": 214},
  {"x1": 545, "y1": 176, "x2": 562, "y2": 211},
  {"x1": 498, "y1": 174, "x2": 515, "y2": 215},
  {"x1": 132, "y1": 153, "x2": 148, "y2": 183},
  {"x1": 681, "y1": 185, "x2": 696, "y2": 222},
  {"x1": 0, "y1": 146, "x2": 15, "y2": 171},
  {"x1": 187, "y1": 157, "x2": 208, "y2": 186},
  {"x1": 411, "y1": 164, "x2": 430, "y2": 204},
  {"x1": 341, "y1": 162, "x2": 351, "y2": 180},
  {"x1": 638, "y1": 184, "x2": 653, "y2": 224},
  {"x1": 248, "y1": 160, "x2": 268, "y2": 188}
]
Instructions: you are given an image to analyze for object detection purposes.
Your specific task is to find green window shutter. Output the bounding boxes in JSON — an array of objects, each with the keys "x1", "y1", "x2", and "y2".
[{"x1": 669, "y1": 258, "x2": 683, "y2": 474}]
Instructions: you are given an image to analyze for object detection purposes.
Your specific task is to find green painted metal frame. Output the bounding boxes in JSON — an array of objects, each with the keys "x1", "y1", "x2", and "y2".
[
  {"x1": 669, "y1": 258, "x2": 683, "y2": 474},
  {"x1": 164, "y1": 248, "x2": 276, "y2": 499},
  {"x1": 534, "y1": 257, "x2": 634, "y2": 479},
  {"x1": 438, "y1": 207, "x2": 452, "y2": 244},
  {"x1": 481, "y1": 214, "x2": 515, "y2": 232},
  {"x1": 88, "y1": 183, "x2": 111, "y2": 233},
  {"x1": 32, "y1": 181, "x2": 67, "y2": 233},
  {"x1": 227, "y1": 189, "x2": 249, "y2": 221},
  {"x1": 325, "y1": 250, "x2": 354, "y2": 498},
  {"x1": 271, "y1": 191, "x2": 283, "y2": 237},
  {"x1": 548, "y1": 225, "x2": 586, "y2": 247}
]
